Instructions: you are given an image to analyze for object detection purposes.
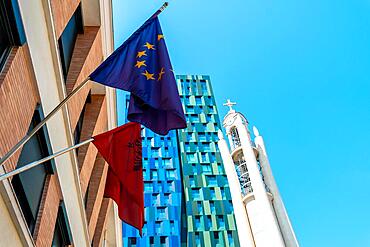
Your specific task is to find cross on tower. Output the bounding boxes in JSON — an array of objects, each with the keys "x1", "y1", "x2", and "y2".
[{"x1": 223, "y1": 99, "x2": 236, "y2": 112}]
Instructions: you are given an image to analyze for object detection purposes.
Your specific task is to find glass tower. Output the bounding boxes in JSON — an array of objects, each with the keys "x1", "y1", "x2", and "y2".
[
  {"x1": 176, "y1": 75, "x2": 240, "y2": 247},
  {"x1": 121, "y1": 96, "x2": 183, "y2": 247}
]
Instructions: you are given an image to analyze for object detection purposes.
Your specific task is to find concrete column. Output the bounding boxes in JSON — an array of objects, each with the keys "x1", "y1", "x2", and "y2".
[
  {"x1": 235, "y1": 119, "x2": 285, "y2": 247},
  {"x1": 253, "y1": 127, "x2": 299, "y2": 247},
  {"x1": 218, "y1": 130, "x2": 255, "y2": 247}
]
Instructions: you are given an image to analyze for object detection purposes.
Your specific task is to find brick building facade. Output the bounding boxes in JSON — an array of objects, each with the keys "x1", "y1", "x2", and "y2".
[{"x1": 0, "y1": 0, "x2": 121, "y2": 246}]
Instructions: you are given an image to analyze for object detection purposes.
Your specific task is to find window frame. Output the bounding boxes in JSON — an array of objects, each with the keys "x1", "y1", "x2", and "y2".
[
  {"x1": 12, "y1": 105, "x2": 55, "y2": 233},
  {"x1": 0, "y1": 0, "x2": 26, "y2": 71}
]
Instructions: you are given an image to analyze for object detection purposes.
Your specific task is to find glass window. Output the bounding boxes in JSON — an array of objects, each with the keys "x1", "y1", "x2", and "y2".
[
  {"x1": 58, "y1": 5, "x2": 83, "y2": 80},
  {"x1": 151, "y1": 170, "x2": 158, "y2": 180},
  {"x1": 195, "y1": 232, "x2": 201, "y2": 246},
  {"x1": 0, "y1": 16, "x2": 10, "y2": 69},
  {"x1": 194, "y1": 216, "x2": 201, "y2": 229},
  {"x1": 192, "y1": 188, "x2": 200, "y2": 200},
  {"x1": 200, "y1": 81, "x2": 208, "y2": 94},
  {"x1": 12, "y1": 107, "x2": 53, "y2": 233},
  {"x1": 144, "y1": 182, "x2": 153, "y2": 192},
  {"x1": 157, "y1": 207, "x2": 166, "y2": 219},
  {"x1": 74, "y1": 92, "x2": 91, "y2": 149},
  {"x1": 52, "y1": 202, "x2": 72, "y2": 246},
  {"x1": 230, "y1": 127, "x2": 241, "y2": 148},
  {"x1": 201, "y1": 164, "x2": 212, "y2": 173},
  {"x1": 227, "y1": 231, "x2": 234, "y2": 245},
  {"x1": 210, "y1": 201, "x2": 216, "y2": 214},
  {"x1": 218, "y1": 216, "x2": 225, "y2": 229},
  {"x1": 208, "y1": 176, "x2": 217, "y2": 186},
  {"x1": 0, "y1": 0, "x2": 26, "y2": 69},
  {"x1": 187, "y1": 153, "x2": 196, "y2": 163},
  {"x1": 197, "y1": 201, "x2": 203, "y2": 214},
  {"x1": 189, "y1": 176, "x2": 195, "y2": 187},
  {"x1": 166, "y1": 169, "x2": 176, "y2": 180}
]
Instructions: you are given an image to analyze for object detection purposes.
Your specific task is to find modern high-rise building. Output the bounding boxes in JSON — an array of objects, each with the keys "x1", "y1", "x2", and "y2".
[
  {"x1": 176, "y1": 75, "x2": 240, "y2": 247},
  {"x1": 0, "y1": 0, "x2": 121, "y2": 246},
  {"x1": 121, "y1": 96, "x2": 183, "y2": 247},
  {"x1": 121, "y1": 75, "x2": 240, "y2": 246},
  {"x1": 218, "y1": 101, "x2": 299, "y2": 247}
]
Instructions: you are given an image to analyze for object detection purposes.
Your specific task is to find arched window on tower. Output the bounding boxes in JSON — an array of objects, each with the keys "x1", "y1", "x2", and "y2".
[
  {"x1": 230, "y1": 127, "x2": 241, "y2": 149},
  {"x1": 234, "y1": 153, "x2": 253, "y2": 195}
]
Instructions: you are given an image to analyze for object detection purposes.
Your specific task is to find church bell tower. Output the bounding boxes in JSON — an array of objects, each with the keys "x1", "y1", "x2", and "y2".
[{"x1": 217, "y1": 100, "x2": 299, "y2": 247}]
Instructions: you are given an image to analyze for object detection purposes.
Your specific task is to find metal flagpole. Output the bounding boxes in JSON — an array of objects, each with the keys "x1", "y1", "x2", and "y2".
[
  {"x1": 0, "y1": 77, "x2": 90, "y2": 167},
  {"x1": 0, "y1": 138, "x2": 94, "y2": 182},
  {"x1": 0, "y1": 1, "x2": 170, "y2": 167}
]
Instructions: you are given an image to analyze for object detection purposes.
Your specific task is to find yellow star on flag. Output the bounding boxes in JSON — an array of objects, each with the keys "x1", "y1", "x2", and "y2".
[
  {"x1": 137, "y1": 50, "x2": 147, "y2": 58},
  {"x1": 157, "y1": 34, "x2": 164, "y2": 41},
  {"x1": 143, "y1": 42, "x2": 155, "y2": 50},
  {"x1": 158, "y1": 67, "x2": 165, "y2": 81},
  {"x1": 135, "y1": 60, "x2": 146, "y2": 68},
  {"x1": 142, "y1": 70, "x2": 155, "y2": 80}
]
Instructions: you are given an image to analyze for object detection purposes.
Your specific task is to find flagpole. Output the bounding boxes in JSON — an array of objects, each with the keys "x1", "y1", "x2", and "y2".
[
  {"x1": 0, "y1": 2, "x2": 169, "y2": 167},
  {"x1": 0, "y1": 138, "x2": 94, "y2": 182},
  {"x1": 0, "y1": 77, "x2": 90, "y2": 167},
  {"x1": 151, "y1": 2, "x2": 169, "y2": 19}
]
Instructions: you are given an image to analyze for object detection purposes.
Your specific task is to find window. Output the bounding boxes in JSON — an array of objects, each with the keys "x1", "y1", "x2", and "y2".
[
  {"x1": 189, "y1": 175, "x2": 195, "y2": 187},
  {"x1": 74, "y1": 92, "x2": 91, "y2": 148},
  {"x1": 230, "y1": 127, "x2": 241, "y2": 148},
  {"x1": 52, "y1": 202, "x2": 72, "y2": 246},
  {"x1": 195, "y1": 232, "x2": 201, "y2": 246},
  {"x1": 210, "y1": 201, "x2": 216, "y2": 214},
  {"x1": 155, "y1": 221, "x2": 162, "y2": 234},
  {"x1": 129, "y1": 237, "x2": 137, "y2": 246},
  {"x1": 218, "y1": 216, "x2": 225, "y2": 229},
  {"x1": 198, "y1": 133, "x2": 207, "y2": 142},
  {"x1": 195, "y1": 96, "x2": 202, "y2": 105},
  {"x1": 166, "y1": 169, "x2": 176, "y2": 180},
  {"x1": 0, "y1": 0, "x2": 26, "y2": 70},
  {"x1": 227, "y1": 231, "x2": 234, "y2": 245},
  {"x1": 194, "y1": 216, "x2": 201, "y2": 229},
  {"x1": 187, "y1": 153, "x2": 196, "y2": 163},
  {"x1": 58, "y1": 5, "x2": 83, "y2": 80},
  {"x1": 157, "y1": 207, "x2": 166, "y2": 219},
  {"x1": 151, "y1": 169, "x2": 158, "y2": 180},
  {"x1": 201, "y1": 164, "x2": 212, "y2": 173},
  {"x1": 160, "y1": 236, "x2": 167, "y2": 245},
  {"x1": 208, "y1": 176, "x2": 217, "y2": 186},
  {"x1": 200, "y1": 81, "x2": 208, "y2": 94},
  {"x1": 197, "y1": 201, "x2": 203, "y2": 214},
  {"x1": 192, "y1": 188, "x2": 201, "y2": 200},
  {"x1": 144, "y1": 182, "x2": 153, "y2": 192},
  {"x1": 12, "y1": 106, "x2": 54, "y2": 233},
  {"x1": 206, "y1": 215, "x2": 212, "y2": 230}
]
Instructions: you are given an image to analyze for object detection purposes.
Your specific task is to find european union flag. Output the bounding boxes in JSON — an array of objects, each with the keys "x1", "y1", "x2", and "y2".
[{"x1": 89, "y1": 15, "x2": 186, "y2": 135}]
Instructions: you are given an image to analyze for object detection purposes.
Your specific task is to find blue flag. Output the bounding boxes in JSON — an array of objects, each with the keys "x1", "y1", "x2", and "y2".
[{"x1": 89, "y1": 16, "x2": 186, "y2": 135}]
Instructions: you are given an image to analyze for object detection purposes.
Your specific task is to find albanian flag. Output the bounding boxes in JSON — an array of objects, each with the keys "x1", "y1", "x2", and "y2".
[{"x1": 92, "y1": 122, "x2": 144, "y2": 235}]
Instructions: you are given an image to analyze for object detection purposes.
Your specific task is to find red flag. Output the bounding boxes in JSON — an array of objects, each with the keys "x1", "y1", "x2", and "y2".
[{"x1": 92, "y1": 122, "x2": 144, "y2": 234}]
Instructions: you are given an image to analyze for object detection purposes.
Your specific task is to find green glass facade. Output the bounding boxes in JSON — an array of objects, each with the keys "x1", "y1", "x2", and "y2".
[{"x1": 176, "y1": 75, "x2": 240, "y2": 247}]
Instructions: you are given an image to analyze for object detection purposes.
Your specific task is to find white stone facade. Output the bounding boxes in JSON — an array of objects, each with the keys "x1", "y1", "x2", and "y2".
[{"x1": 217, "y1": 100, "x2": 299, "y2": 247}]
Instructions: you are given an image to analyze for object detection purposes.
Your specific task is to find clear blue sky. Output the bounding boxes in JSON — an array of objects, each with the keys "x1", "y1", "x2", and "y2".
[{"x1": 113, "y1": 1, "x2": 370, "y2": 246}]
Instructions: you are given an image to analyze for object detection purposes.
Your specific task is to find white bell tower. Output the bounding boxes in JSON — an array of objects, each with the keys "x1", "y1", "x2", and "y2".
[{"x1": 217, "y1": 100, "x2": 299, "y2": 247}]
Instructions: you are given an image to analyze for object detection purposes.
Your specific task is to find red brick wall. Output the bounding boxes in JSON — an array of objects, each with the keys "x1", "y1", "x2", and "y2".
[
  {"x1": 93, "y1": 199, "x2": 112, "y2": 246},
  {"x1": 0, "y1": 10, "x2": 112, "y2": 247},
  {"x1": 0, "y1": 46, "x2": 40, "y2": 172},
  {"x1": 50, "y1": 0, "x2": 80, "y2": 38},
  {"x1": 33, "y1": 176, "x2": 62, "y2": 246},
  {"x1": 67, "y1": 27, "x2": 103, "y2": 132},
  {"x1": 78, "y1": 95, "x2": 107, "y2": 195},
  {"x1": 86, "y1": 154, "x2": 108, "y2": 237}
]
